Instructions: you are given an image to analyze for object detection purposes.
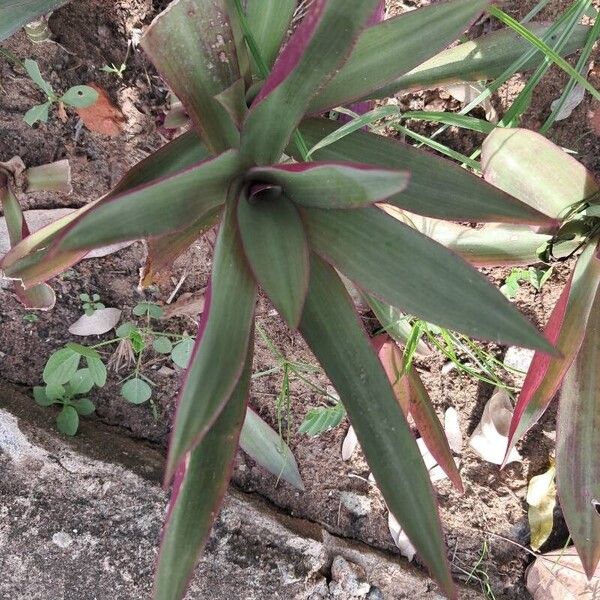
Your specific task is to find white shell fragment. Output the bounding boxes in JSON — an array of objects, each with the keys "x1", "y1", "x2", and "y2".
[
  {"x1": 388, "y1": 511, "x2": 416, "y2": 561},
  {"x1": 444, "y1": 407, "x2": 463, "y2": 454},
  {"x1": 341, "y1": 425, "x2": 358, "y2": 461}
]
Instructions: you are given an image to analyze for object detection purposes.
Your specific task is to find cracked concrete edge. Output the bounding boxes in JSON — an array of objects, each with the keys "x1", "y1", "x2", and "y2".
[{"x1": 0, "y1": 380, "x2": 484, "y2": 599}]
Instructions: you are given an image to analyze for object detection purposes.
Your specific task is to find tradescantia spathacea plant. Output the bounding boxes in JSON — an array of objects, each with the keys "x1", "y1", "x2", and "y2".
[
  {"x1": 2, "y1": 1, "x2": 594, "y2": 598},
  {"x1": 386, "y1": 126, "x2": 600, "y2": 582},
  {"x1": 476, "y1": 128, "x2": 600, "y2": 581}
]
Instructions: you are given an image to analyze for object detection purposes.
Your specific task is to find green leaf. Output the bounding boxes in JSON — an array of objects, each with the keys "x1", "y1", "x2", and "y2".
[
  {"x1": 46, "y1": 384, "x2": 66, "y2": 402},
  {"x1": 121, "y1": 378, "x2": 152, "y2": 405},
  {"x1": 248, "y1": 162, "x2": 409, "y2": 209},
  {"x1": 86, "y1": 356, "x2": 107, "y2": 387},
  {"x1": 366, "y1": 295, "x2": 431, "y2": 358},
  {"x1": 2, "y1": 131, "x2": 209, "y2": 288},
  {"x1": 65, "y1": 342, "x2": 101, "y2": 361},
  {"x1": 114, "y1": 131, "x2": 210, "y2": 194},
  {"x1": 298, "y1": 118, "x2": 554, "y2": 224},
  {"x1": 483, "y1": 128, "x2": 600, "y2": 220},
  {"x1": 239, "y1": 407, "x2": 304, "y2": 490},
  {"x1": 171, "y1": 338, "x2": 195, "y2": 369},
  {"x1": 505, "y1": 243, "x2": 600, "y2": 462},
  {"x1": 307, "y1": 105, "x2": 399, "y2": 157},
  {"x1": 153, "y1": 337, "x2": 173, "y2": 354},
  {"x1": 67, "y1": 369, "x2": 94, "y2": 395},
  {"x1": 24, "y1": 102, "x2": 50, "y2": 126},
  {"x1": 387, "y1": 209, "x2": 578, "y2": 267},
  {"x1": 237, "y1": 190, "x2": 308, "y2": 328},
  {"x1": 57, "y1": 405, "x2": 79, "y2": 436},
  {"x1": 55, "y1": 151, "x2": 241, "y2": 252},
  {"x1": 33, "y1": 386, "x2": 55, "y2": 407},
  {"x1": 246, "y1": 0, "x2": 296, "y2": 69},
  {"x1": 371, "y1": 22, "x2": 591, "y2": 98},
  {"x1": 556, "y1": 280, "x2": 600, "y2": 578},
  {"x1": 130, "y1": 330, "x2": 146, "y2": 354},
  {"x1": 241, "y1": 0, "x2": 380, "y2": 165},
  {"x1": 165, "y1": 202, "x2": 257, "y2": 482},
  {"x1": 0, "y1": 1, "x2": 69, "y2": 41},
  {"x1": 60, "y1": 85, "x2": 98, "y2": 108},
  {"x1": 72, "y1": 398, "x2": 96, "y2": 416},
  {"x1": 133, "y1": 302, "x2": 164, "y2": 319},
  {"x1": 140, "y1": 0, "x2": 241, "y2": 153},
  {"x1": 303, "y1": 205, "x2": 555, "y2": 352},
  {"x1": 43, "y1": 348, "x2": 81, "y2": 386},
  {"x1": 488, "y1": 6, "x2": 600, "y2": 103},
  {"x1": 116, "y1": 322, "x2": 137, "y2": 338},
  {"x1": 399, "y1": 111, "x2": 496, "y2": 135},
  {"x1": 308, "y1": 0, "x2": 488, "y2": 113},
  {"x1": 154, "y1": 338, "x2": 252, "y2": 600},
  {"x1": 299, "y1": 254, "x2": 454, "y2": 599},
  {"x1": 23, "y1": 59, "x2": 54, "y2": 98},
  {"x1": 298, "y1": 404, "x2": 346, "y2": 437}
]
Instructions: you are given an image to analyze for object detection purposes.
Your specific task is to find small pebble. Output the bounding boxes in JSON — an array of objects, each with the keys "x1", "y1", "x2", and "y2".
[{"x1": 52, "y1": 531, "x2": 73, "y2": 549}]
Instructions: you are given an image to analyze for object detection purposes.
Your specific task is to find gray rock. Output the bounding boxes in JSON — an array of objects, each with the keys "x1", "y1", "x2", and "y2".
[{"x1": 0, "y1": 385, "x2": 484, "y2": 599}]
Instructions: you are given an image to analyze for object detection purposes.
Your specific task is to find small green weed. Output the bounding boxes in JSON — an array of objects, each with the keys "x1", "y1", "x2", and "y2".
[
  {"x1": 501, "y1": 266, "x2": 554, "y2": 300},
  {"x1": 79, "y1": 292, "x2": 105, "y2": 316},
  {"x1": 20, "y1": 58, "x2": 98, "y2": 126},
  {"x1": 37, "y1": 301, "x2": 195, "y2": 434}
]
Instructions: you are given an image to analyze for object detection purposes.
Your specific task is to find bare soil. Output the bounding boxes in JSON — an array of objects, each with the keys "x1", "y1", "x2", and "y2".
[{"x1": 1, "y1": 1, "x2": 599, "y2": 599}]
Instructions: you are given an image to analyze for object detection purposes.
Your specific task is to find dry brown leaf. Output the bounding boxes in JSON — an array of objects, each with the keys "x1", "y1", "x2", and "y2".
[
  {"x1": 57, "y1": 101, "x2": 68, "y2": 123},
  {"x1": 69, "y1": 308, "x2": 122, "y2": 336},
  {"x1": 468, "y1": 389, "x2": 522, "y2": 465},
  {"x1": 526, "y1": 547, "x2": 600, "y2": 600},
  {"x1": 163, "y1": 292, "x2": 205, "y2": 320},
  {"x1": 527, "y1": 462, "x2": 556, "y2": 552},
  {"x1": 76, "y1": 83, "x2": 124, "y2": 136},
  {"x1": 551, "y1": 84, "x2": 586, "y2": 121}
]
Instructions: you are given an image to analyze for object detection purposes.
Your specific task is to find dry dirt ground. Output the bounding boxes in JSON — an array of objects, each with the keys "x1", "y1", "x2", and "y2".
[{"x1": 1, "y1": 1, "x2": 599, "y2": 599}]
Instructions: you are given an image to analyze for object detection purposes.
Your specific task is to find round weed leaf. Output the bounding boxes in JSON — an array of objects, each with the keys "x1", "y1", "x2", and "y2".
[
  {"x1": 68, "y1": 369, "x2": 94, "y2": 395},
  {"x1": 43, "y1": 348, "x2": 80, "y2": 386},
  {"x1": 121, "y1": 378, "x2": 152, "y2": 404},
  {"x1": 152, "y1": 337, "x2": 173, "y2": 354},
  {"x1": 60, "y1": 85, "x2": 98, "y2": 108},
  {"x1": 130, "y1": 330, "x2": 146, "y2": 354},
  {"x1": 133, "y1": 302, "x2": 164, "y2": 319},
  {"x1": 116, "y1": 322, "x2": 137, "y2": 338},
  {"x1": 86, "y1": 356, "x2": 107, "y2": 387},
  {"x1": 33, "y1": 386, "x2": 55, "y2": 407},
  {"x1": 72, "y1": 398, "x2": 96, "y2": 416},
  {"x1": 171, "y1": 337, "x2": 194, "y2": 369},
  {"x1": 57, "y1": 405, "x2": 79, "y2": 436},
  {"x1": 23, "y1": 102, "x2": 50, "y2": 126},
  {"x1": 66, "y1": 342, "x2": 101, "y2": 361},
  {"x1": 46, "y1": 384, "x2": 66, "y2": 402},
  {"x1": 80, "y1": 293, "x2": 91, "y2": 302}
]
